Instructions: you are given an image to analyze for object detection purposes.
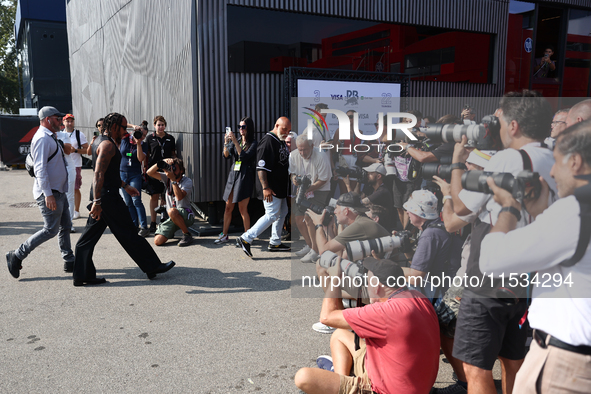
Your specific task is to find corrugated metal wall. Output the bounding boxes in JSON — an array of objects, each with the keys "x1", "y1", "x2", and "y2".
[{"x1": 66, "y1": 0, "x2": 197, "y2": 193}]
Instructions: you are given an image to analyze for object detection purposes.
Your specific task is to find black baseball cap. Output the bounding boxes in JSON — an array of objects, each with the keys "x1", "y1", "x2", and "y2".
[
  {"x1": 336, "y1": 192, "x2": 367, "y2": 211},
  {"x1": 363, "y1": 258, "x2": 405, "y2": 288}
]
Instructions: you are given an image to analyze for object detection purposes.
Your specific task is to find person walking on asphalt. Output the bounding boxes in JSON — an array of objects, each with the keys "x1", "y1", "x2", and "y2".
[{"x1": 73, "y1": 112, "x2": 175, "y2": 286}]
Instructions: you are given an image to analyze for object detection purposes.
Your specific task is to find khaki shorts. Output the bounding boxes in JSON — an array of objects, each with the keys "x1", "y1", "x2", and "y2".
[
  {"x1": 155, "y1": 208, "x2": 195, "y2": 239},
  {"x1": 338, "y1": 340, "x2": 373, "y2": 394}
]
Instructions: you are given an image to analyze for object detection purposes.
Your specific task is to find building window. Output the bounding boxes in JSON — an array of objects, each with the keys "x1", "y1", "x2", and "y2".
[{"x1": 227, "y1": 5, "x2": 494, "y2": 84}]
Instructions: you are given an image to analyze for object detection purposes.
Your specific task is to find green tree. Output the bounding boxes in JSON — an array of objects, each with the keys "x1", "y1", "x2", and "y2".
[{"x1": 0, "y1": 0, "x2": 19, "y2": 114}]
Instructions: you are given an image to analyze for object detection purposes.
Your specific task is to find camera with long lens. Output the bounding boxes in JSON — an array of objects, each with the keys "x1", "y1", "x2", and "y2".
[
  {"x1": 318, "y1": 251, "x2": 365, "y2": 279},
  {"x1": 422, "y1": 115, "x2": 500, "y2": 150},
  {"x1": 345, "y1": 231, "x2": 414, "y2": 261},
  {"x1": 295, "y1": 176, "x2": 336, "y2": 226},
  {"x1": 157, "y1": 160, "x2": 176, "y2": 173},
  {"x1": 334, "y1": 167, "x2": 368, "y2": 184},
  {"x1": 133, "y1": 129, "x2": 143, "y2": 140},
  {"x1": 461, "y1": 170, "x2": 541, "y2": 200},
  {"x1": 421, "y1": 163, "x2": 453, "y2": 182}
]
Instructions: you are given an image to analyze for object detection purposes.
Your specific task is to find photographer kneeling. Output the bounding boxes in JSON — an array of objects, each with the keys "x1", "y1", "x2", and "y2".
[
  {"x1": 306, "y1": 192, "x2": 390, "y2": 333},
  {"x1": 294, "y1": 258, "x2": 440, "y2": 394},
  {"x1": 291, "y1": 134, "x2": 332, "y2": 263},
  {"x1": 147, "y1": 158, "x2": 195, "y2": 247},
  {"x1": 479, "y1": 120, "x2": 591, "y2": 393}
]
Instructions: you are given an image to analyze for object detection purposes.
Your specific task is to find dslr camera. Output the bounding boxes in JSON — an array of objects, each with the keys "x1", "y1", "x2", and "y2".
[
  {"x1": 133, "y1": 129, "x2": 144, "y2": 140},
  {"x1": 294, "y1": 175, "x2": 336, "y2": 226},
  {"x1": 334, "y1": 167, "x2": 368, "y2": 184},
  {"x1": 461, "y1": 170, "x2": 541, "y2": 201},
  {"x1": 157, "y1": 160, "x2": 176, "y2": 173},
  {"x1": 422, "y1": 115, "x2": 500, "y2": 150},
  {"x1": 345, "y1": 231, "x2": 414, "y2": 261}
]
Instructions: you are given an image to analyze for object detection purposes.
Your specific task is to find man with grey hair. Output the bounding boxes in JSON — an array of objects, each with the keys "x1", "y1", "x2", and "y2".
[
  {"x1": 290, "y1": 134, "x2": 332, "y2": 263},
  {"x1": 480, "y1": 119, "x2": 591, "y2": 393},
  {"x1": 545, "y1": 108, "x2": 570, "y2": 149},
  {"x1": 6, "y1": 106, "x2": 75, "y2": 278},
  {"x1": 566, "y1": 99, "x2": 591, "y2": 128}
]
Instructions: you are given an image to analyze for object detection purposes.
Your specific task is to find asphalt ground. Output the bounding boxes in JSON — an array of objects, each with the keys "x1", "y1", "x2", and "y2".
[{"x1": 0, "y1": 168, "x2": 500, "y2": 393}]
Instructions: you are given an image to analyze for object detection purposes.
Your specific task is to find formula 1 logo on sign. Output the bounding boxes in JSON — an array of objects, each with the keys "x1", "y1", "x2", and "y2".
[{"x1": 524, "y1": 38, "x2": 533, "y2": 53}]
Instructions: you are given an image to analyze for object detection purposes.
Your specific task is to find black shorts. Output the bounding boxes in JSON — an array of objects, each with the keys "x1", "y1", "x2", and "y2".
[
  {"x1": 145, "y1": 176, "x2": 165, "y2": 195},
  {"x1": 391, "y1": 176, "x2": 418, "y2": 208},
  {"x1": 452, "y1": 289, "x2": 528, "y2": 370}
]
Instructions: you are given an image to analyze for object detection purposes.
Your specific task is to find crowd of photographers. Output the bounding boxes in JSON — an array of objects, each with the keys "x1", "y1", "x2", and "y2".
[{"x1": 292, "y1": 95, "x2": 591, "y2": 394}]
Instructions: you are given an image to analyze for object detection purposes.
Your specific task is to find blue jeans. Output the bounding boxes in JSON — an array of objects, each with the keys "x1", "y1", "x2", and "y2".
[
  {"x1": 120, "y1": 172, "x2": 147, "y2": 229},
  {"x1": 241, "y1": 197, "x2": 288, "y2": 246},
  {"x1": 16, "y1": 191, "x2": 74, "y2": 263}
]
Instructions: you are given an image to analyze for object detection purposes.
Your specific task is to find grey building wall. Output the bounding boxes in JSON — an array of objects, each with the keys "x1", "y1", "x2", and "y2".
[
  {"x1": 66, "y1": 0, "x2": 198, "y2": 190},
  {"x1": 67, "y1": 0, "x2": 518, "y2": 202}
]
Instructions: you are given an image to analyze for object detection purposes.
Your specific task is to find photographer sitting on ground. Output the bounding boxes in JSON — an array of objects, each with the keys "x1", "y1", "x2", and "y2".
[
  {"x1": 291, "y1": 134, "x2": 332, "y2": 264},
  {"x1": 294, "y1": 258, "x2": 440, "y2": 394},
  {"x1": 306, "y1": 192, "x2": 390, "y2": 334},
  {"x1": 147, "y1": 158, "x2": 194, "y2": 247}
]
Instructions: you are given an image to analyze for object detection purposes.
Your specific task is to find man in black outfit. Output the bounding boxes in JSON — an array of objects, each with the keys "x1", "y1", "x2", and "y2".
[
  {"x1": 73, "y1": 112, "x2": 175, "y2": 286},
  {"x1": 236, "y1": 116, "x2": 291, "y2": 258}
]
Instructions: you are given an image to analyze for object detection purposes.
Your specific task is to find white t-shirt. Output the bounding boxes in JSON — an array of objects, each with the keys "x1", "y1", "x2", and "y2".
[
  {"x1": 289, "y1": 149, "x2": 332, "y2": 192},
  {"x1": 159, "y1": 173, "x2": 192, "y2": 210},
  {"x1": 55, "y1": 131, "x2": 75, "y2": 168},
  {"x1": 459, "y1": 142, "x2": 557, "y2": 226},
  {"x1": 480, "y1": 196, "x2": 591, "y2": 346},
  {"x1": 67, "y1": 129, "x2": 88, "y2": 167}
]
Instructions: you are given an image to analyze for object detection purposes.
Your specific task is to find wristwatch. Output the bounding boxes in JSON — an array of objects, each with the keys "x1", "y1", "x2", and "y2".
[
  {"x1": 450, "y1": 163, "x2": 467, "y2": 171},
  {"x1": 172, "y1": 181, "x2": 178, "y2": 186},
  {"x1": 499, "y1": 206, "x2": 521, "y2": 221}
]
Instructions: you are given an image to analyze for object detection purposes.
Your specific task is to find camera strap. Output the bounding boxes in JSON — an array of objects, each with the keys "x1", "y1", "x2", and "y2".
[{"x1": 561, "y1": 184, "x2": 591, "y2": 267}]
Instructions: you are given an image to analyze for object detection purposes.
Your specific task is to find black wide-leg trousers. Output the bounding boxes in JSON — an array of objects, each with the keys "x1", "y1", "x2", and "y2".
[{"x1": 73, "y1": 191, "x2": 162, "y2": 280}]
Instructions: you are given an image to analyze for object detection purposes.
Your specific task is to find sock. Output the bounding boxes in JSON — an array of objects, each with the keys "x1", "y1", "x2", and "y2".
[{"x1": 183, "y1": 232, "x2": 190, "y2": 236}]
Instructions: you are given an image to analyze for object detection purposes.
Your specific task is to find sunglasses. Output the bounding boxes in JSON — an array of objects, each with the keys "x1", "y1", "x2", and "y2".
[{"x1": 238, "y1": 125, "x2": 247, "y2": 129}]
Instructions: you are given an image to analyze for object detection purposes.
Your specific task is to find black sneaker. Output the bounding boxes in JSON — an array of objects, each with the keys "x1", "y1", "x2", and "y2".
[
  {"x1": 64, "y1": 261, "x2": 74, "y2": 273},
  {"x1": 267, "y1": 243, "x2": 291, "y2": 252},
  {"x1": 6, "y1": 251, "x2": 22, "y2": 279},
  {"x1": 154, "y1": 205, "x2": 167, "y2": 214},
  {"x1": 178, "y1": 233, "x2": 193, "y2": 247},
  {"x1": 149, "y1": 222, "x2": 157, "y2": 233},
  {"x1": 236, "y1": 237, "x2": 253, "y2": 258}
]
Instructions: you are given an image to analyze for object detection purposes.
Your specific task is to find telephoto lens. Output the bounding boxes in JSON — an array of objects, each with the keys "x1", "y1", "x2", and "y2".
[
  {"x1": 421, "y1": 163, "x2": 452, "y2": 181},
  {"x1": 318, "y1": 251, "x2": 364, "y2": 278},
  {"x1": 461, "y1": 170, "x2": 540, "y2": 200},
  {"x1": 421, "y1": 115, "x2": 499, "y2": 150},
  {"x1": 133, "y1": 129, "x2": 143, "y2": 139},
  {"x1": 345, "y1": 232, "x2": 411, "y2": 261}
]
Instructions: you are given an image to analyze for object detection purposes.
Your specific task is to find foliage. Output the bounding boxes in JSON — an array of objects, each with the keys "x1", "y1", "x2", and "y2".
[{"x1": 0, "y1": 0, "x2": 20, "y2": 114}]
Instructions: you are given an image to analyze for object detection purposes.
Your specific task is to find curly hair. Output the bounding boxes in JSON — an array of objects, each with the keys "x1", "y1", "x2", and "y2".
[{"x1": 103, "y1": 113, "x2": 126, "y2": 137}]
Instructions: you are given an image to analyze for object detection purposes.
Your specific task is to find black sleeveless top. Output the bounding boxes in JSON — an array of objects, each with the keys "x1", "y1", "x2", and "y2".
[{"x1": 93, "y1": 136, "x2": 122, "y2": 193}]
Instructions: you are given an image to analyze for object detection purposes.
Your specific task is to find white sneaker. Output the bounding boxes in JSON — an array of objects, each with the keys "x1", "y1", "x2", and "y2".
[
  {"x1": 73, "y1": 211, "x2": 80, "y2": 220},
  {"x1": 295, "y1": 245, "x2": 311, "y2": 257},
  {"x1": 312, "y1": 322, "x2": 336, "y2": 334},
  {"x1": 301, "y1": 249, "x2": 319, "y2": 264},
  {"x1": 214, "y1": 233, "x2": 229, "y2": 244}
]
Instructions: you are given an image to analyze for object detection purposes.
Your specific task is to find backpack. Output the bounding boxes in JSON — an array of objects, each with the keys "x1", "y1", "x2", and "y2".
[{"x1": 25, "y1": 137, "x2": 62, "y2": 178}]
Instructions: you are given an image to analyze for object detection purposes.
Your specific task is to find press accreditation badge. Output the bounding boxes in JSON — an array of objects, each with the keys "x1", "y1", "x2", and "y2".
[{"x1": 234, "y1": 161, "x2": 242, "y2": 171}]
